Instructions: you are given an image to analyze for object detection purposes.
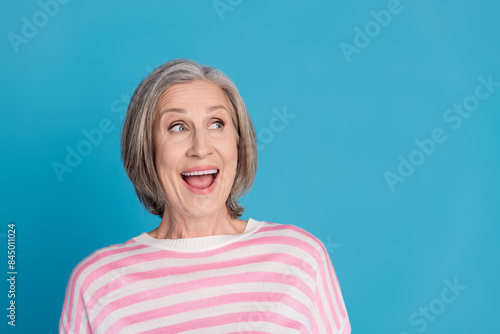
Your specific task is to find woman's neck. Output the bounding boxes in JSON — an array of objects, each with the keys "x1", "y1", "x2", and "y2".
[{"x1": 149, "y1": 210, "x2": 247, "y2": 239}]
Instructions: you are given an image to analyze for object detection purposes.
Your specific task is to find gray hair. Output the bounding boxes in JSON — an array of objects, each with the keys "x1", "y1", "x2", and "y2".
[{"x1": 121, "y1": 59, "x2": 257, "y2": 219}]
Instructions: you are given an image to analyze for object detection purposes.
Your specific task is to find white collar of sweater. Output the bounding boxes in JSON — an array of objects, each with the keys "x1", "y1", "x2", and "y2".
[{"x1": 133, "y1": 218, "x2": 265, "y2": 252}]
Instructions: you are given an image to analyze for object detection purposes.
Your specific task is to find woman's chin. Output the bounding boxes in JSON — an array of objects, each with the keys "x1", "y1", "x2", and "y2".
[{"x1": 178, "y1": 198, "x2": 224, "y2": 217}]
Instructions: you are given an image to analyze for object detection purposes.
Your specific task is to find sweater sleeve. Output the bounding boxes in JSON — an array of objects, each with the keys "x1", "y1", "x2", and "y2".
[
  {"x1": 59, "y1": 265, "x2": 92, "y2": 334},
  {"x1": 310, "y1": 241, "x2": 351, "y2": 334}
]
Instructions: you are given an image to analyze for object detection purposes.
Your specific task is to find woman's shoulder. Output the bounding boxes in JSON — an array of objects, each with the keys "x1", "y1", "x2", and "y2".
[
  {"x1": 64, "y1": 235, "x2": 144, "y2": 287},
  {"x1": 256, "y1": 219, "x2": 328, "y2": 254}
]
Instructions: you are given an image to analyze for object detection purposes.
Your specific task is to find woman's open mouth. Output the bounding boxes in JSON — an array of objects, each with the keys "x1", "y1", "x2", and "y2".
[{"x1": 180, "y1": 167, "x2": 219, "y2": 194}]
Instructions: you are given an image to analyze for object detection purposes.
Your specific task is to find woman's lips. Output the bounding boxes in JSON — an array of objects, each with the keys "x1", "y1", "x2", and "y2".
[
  {"x1": 180, "y1": 166, "x2": 219, "y2": 195},
  {"x1": 182, "y1": 172, "x2": 216, "y2": 189},
  {"x1": 181, "y1": 165, "x2": 218, "y2": 174}
]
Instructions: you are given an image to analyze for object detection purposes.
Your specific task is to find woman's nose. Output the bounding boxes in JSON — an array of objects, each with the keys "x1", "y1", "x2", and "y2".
[{"x1": 186, "y1": 130, "x2": 213, "y2": 158}]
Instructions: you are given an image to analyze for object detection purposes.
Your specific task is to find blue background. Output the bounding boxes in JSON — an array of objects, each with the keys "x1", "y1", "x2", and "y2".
[{"x1": 2, "y1": 0, "x2": 499, "y2": 333}]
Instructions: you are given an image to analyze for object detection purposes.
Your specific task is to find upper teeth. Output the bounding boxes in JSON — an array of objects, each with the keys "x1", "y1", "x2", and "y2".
[{"x1": 182, "y1": 169, "x2": 218, "y2": 176}]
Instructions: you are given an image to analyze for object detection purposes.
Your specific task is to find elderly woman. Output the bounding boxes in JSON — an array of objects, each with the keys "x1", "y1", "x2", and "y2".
[{"x1": 59, "y1": 59, "x2": 351, "y2": 334}]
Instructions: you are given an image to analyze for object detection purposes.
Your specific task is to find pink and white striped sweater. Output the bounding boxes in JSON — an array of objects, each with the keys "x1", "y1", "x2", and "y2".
[{"x1": 59, "y1": 218, "x2": 351, "y2": 333}]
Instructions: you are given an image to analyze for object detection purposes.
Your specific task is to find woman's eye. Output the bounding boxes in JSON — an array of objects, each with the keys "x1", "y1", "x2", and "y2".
[
  {"x1": 209, "y1": 121, "x2": 224, "y2": 129},
  {"x1": 170, "y1": 124, "x2": 187, "y2": 132}
]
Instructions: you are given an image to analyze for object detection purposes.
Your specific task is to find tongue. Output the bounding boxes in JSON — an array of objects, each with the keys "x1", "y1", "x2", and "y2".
[{"x1": 184, "y1": 174, "x2": 214, "y2": 189}]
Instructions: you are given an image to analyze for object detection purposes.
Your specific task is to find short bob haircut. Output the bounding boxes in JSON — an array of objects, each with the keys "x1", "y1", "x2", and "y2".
[{"x1": 121, "y1": 59, "x2": 257, "y2": 219}]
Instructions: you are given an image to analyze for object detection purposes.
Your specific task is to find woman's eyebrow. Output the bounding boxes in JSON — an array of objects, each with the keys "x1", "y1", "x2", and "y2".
[
  {"x1": 206, "y1": 105, "x2": 228, "y2": 113},
  {"x1": 161, "y1": 108, "x2": 186, "y2": 115},
  {"x1": 159, "y1": 105, "x2": 228, "y2": 119}
]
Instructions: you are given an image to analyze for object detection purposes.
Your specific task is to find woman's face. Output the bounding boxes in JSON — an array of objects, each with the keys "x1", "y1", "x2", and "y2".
[{"x1": 153, "y1": 80, "x2": 239, "y2": 219}]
